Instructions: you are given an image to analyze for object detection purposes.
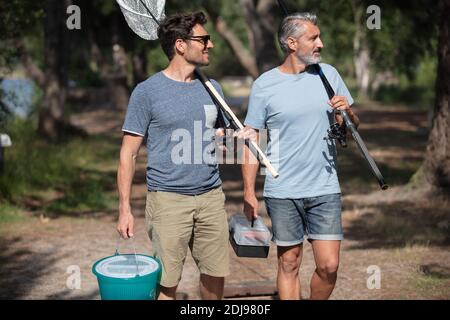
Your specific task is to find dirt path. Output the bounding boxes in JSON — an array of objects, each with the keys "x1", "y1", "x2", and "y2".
[{"x1": 1, "y1": 102, "x2": 449, "y2": 300}]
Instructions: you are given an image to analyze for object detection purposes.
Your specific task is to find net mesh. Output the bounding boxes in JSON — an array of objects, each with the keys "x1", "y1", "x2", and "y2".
[{"x1": 116, "y1": 0, "x2": 166, "y2": 40}]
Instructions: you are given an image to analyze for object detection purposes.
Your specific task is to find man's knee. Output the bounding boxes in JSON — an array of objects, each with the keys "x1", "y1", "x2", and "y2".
[
  {"x1": 278, "y1": 251, "x2": 301, "y2": 274},
  {"x1": 316, "y1": 259, "x2": 339, "y2": 279}
]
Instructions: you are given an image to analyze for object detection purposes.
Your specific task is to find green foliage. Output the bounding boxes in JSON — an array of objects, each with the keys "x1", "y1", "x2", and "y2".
[
  {"x1": 374, "y1": 55, "x2": 437, "y2": 109},
  {"x1": 366, "y1": 0, "x2": 438, "y2": 78},
  {"x1": 70, "y1": 68, "x2": 104, "y2": 88},
  {"x1": 1, "y1": 0, "x2": 441, "y2": 108},
  {"x1": 282, "y1": 0, "x2": 439, "y2": 104},
  {"x1": 0, "y1": 118, "x2": 118, "y2": 216},
  {"x1": 0, "y1": 0, "x2": 44, "y2": 69},
  {"x1": 0, "y1": 202, "x2": 24, "y2": 223}
]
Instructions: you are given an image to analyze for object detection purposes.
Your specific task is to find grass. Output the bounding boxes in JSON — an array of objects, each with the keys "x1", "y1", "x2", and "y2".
[
  {"x1": 345, "y1": 198, "x2": 450, "y2": 249},
  {"x1": 0, "y1": 118, "x2": 119, "y2": 220},
  {"x1": 411, "y1": 272, "x2": 450, "y2": 298},
  {"x1": 365, "y1": 213, "x2": 447, "y2": 246},
  {"x1": 0, "y1": 203, "x2": 24, "y2": 223}
]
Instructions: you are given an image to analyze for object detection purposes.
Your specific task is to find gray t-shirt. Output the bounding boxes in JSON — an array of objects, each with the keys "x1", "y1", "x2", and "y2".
[
  {"x1": 244, "y1": 63, "x2": 354, "y2": 198},
  {"x1": 122, "y1": 71, "x2": 224, "y2": 195}
]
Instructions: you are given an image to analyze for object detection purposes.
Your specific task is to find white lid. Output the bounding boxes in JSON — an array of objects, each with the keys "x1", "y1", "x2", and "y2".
[
  {"x1": 229, "y1": 214, "x2": 271, "y2": 246},
  {"x1": 95, "y1": 255, "x2": 159, "y2": 278}
]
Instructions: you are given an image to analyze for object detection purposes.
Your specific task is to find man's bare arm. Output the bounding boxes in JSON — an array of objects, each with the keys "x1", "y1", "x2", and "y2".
[
  {"x1": 117, "y1": 133, "x2": 144, "y2": 239},
  {"x1": 241, "y1": 127, "x2": 260, "y2": 222}
]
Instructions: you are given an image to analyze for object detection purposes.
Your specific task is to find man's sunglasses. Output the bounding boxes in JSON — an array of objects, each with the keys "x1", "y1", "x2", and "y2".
[{"x1": 185, "y1": 35, "x2": 211, "y2": 49}]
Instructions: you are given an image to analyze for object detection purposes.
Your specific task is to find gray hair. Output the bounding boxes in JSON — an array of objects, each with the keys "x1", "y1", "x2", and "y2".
[{"x1": 278, "y1": 12, "x2": 318, "y2": 53}]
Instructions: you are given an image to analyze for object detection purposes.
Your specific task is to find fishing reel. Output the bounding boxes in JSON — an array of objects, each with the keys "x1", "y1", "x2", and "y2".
[{"x1": 327, "y1": 122, "x2": 347, "y2": 148}]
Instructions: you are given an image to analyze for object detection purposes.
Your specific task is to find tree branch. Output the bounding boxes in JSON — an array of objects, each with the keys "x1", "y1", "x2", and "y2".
[
  {"x1": 214, "y1": 17, "x2": 259, "y2": 79},
  {"x1": 203, "y1": 4, "x2": 259, "y2": 78}
]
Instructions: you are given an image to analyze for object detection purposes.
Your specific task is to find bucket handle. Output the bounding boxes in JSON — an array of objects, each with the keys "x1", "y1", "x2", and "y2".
[{"x1": 115, "y1": 236, "x2": 140, "y2": 277}]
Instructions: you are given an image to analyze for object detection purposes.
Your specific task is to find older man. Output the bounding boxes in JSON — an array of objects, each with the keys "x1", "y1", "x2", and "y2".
[{"x1": 242, "y1": 12, "x2": 359, "y2": 300}]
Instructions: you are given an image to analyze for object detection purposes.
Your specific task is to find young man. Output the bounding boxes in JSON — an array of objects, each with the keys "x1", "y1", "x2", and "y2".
[
  {"x1": 116, "y1": 12, "x2": 229, "y2": 300},
  {"x1": 242, "y1": 13, "x2": 360, "y2": 300}
]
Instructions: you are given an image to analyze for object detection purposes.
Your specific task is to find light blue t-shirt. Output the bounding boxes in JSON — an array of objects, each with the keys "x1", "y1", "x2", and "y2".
[
  {"x1": 244, "y1": 63, "x2": 354, "y2": 198},
  {"x1": 122, "y1": 71, "x2": 225, "y2": 195}
]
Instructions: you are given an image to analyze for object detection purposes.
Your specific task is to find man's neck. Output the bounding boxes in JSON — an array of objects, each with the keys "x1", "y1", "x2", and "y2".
[
  {"x1": 163, "y1": 57, "x2": 197, "y2": 82},
  {"x1": 278, "y1": 54, "x2": 308, "y2": 74}
]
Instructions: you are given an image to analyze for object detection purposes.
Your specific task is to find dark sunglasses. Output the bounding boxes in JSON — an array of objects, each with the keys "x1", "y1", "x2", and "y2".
[{"x1": 185, "y1": 35, "x2": 211, "y2": 49}]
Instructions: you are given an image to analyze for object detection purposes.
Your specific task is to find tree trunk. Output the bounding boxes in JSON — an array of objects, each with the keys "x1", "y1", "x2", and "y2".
[
  {"x1": 422, "y1": 0, "x2": 450, "y2": 194},
  {"x1": 15, "y1": 40, "x2": 45, "y2": 88},
  {"x1": 38, "y1": 0, "x2": 69, "y2": 139},
  {"x1": 108, "y1": 12, "x2": 129, "y2": 110},
  {"x1": 351, "y1": 0, "x2": 370, "y2": 98},
  {"x1": 213, "y1": 16, "x2": 259, "y2": 78},
  {"x1": 204, "y1": 0, "x2": 279, "y2": 78},
  {"x1": 203, "y1": 3, "x2": 259, "y2": 79},
  {"x1": 240, "y1": 0, "x2": 279, "y2": 74},
  {"x1": 132, "y1": 50, "x2": 147, "y2": 85}
]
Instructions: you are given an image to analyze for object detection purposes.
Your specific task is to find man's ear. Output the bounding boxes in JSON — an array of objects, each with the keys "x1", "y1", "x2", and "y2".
[
  {"x1": 287, "y1": 37, "x2": 297, "y2": 51},
  {"x1": 175, "y1": 39, "x2": 185, "y2": 54}
]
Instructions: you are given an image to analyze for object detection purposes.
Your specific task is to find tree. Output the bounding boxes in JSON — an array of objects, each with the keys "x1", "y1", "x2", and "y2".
[
  {"x1": 422, "y1": 0, "x2": 450, "y2": 195},
  {"x1": 351, "y1": 0, "x2": 370, "y2": 97},
  {"x1": 203, "y1": 0, "x2": 280, "y2": 78},
  {"x1": 1, "y1": 0, "x2": 74, "y2": 139},
  {"x1": 0, "y1": 0, "x2": 41, "y2": 127},
  {"x1": 37, "y1": 0, "x2": 70, "y2": 139}
]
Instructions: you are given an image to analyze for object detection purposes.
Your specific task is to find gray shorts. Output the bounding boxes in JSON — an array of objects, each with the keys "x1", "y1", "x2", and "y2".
[{"x1": 264, "y1": 193, "x2": 343, "y2": 246}]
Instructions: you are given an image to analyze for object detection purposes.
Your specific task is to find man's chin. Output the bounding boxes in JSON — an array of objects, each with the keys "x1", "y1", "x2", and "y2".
[
  {"x1": 197, "y1": 61, "x2": 210, "y2": 67},
  {"x1": 306, "y1": 56, "x2": 321, "y2": 66},
  {"x1": 188, "y1": 59, "x2": 210, "y2": 67}
]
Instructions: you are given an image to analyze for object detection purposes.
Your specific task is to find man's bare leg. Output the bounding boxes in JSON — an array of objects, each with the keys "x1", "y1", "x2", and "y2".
[
  {"x1": 277, "y1": 244, "x2": 303, "y2": 300},
  {"x1": 199, "y1": 274, "x2": 224, "y2": 300},
  {"x1": 158, "y1": 285, "x2": 177, "y2": 300},
  {"x1": 310, "y1": 240, "x2": 340, "y2": 300}
]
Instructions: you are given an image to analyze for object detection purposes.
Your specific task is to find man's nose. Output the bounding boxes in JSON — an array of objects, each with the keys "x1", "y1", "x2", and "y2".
[
  {"x1": 207, "y1": 39, "x2": 214, "y2": 49},
  {"x1": 316, "y1": 37, "x2": 324, "y2": 49}
]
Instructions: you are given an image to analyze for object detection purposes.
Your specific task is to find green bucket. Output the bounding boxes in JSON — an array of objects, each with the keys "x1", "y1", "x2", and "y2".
[{"x1": 92, "y1": 240, "x2": 161, "y2": 300}]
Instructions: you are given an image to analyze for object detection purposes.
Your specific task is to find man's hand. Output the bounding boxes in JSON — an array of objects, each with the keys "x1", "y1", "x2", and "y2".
[
  {"x1": 243, "y1": 192, "x2": 259, "y2": 223},
  {"x1": 328, "y1": 95, "x2": 359, "y2": 128},
  {"x1": 117, "y1": 208, "x2": 134, "y2": 239},
  {"x1": 328, "y1": 95, "x2": 351, "y2": 112},
  {"x1": 234, "y1": 127, "x2": 257, "y2": 142}
]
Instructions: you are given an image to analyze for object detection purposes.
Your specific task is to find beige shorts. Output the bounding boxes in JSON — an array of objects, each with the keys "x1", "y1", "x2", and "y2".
[{"x1": 145, "y1": 186, "x2": 230, "y2": 287}]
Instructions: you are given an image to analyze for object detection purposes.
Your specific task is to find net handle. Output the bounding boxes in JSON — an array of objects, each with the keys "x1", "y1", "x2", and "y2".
[{"x1": 115, "y1": 236, "x2": 141, "y2": 276}]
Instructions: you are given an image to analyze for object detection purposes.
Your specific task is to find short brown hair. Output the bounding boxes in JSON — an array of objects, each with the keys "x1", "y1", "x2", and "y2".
[{"x1": 157, "y1": 12, "x2": 207, "y2": 60}]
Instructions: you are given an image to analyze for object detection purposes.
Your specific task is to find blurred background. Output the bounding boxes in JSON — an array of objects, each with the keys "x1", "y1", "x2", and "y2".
[{"x1": 0, "y1": 0, "x2": 448, "y2": 300}]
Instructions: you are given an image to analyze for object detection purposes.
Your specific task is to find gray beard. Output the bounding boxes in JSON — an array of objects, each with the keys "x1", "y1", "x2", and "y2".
[{"x1": 297, "y1": 52, "x2": 321, "y2": 66}]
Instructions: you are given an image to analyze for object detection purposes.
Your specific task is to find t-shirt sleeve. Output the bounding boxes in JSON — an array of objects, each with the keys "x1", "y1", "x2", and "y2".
[
  {"x1": 122, "y1": 84, "x2": 151, "y2": 136},
  {"x1": 244, "y1": 81, "x2": 268, "y2": 129},
  {"x1": 334, "y1": 69, "x2": 354, "y2": 107}
]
